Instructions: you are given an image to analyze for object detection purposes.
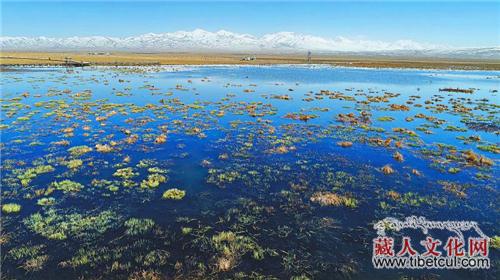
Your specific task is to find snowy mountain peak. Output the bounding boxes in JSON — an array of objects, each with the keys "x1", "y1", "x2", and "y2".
[{"x1": 1, "y1": 29, "x2": 498, "y2": 58}]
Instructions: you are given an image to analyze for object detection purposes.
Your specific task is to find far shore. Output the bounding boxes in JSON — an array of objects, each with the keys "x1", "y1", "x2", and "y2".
[{"x1": 1, "y1": 52, "x2": 500, "y2": 70}]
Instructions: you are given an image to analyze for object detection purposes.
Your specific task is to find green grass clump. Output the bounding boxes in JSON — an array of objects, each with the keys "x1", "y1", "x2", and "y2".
[
  {"x1": 37, "y1": 197, "x2": 56, "y2": 206},
  {"x1": 310, "y1": 192, "x2": 358, "y2": 208},
  {"x1": 62, "y1": 247, "x2": 106, "y2": 268},
  {"x1": 445, "y1": 125, "x2": 467, "y2": 132},
  {"x1": 51, "y1": 180, "x2": 83, "y2": 193},
  {"x1": 124, "y1": 218, "x2": 155, "y2": 236},
  {"x1": 66, "y1": 159, "x2": 83, "y2": 169},
  {"x1": 24, "y1": 209, "x2": 117, "y2": 240},
  {"x1": 17, "y1": 165, "x2": 55, "y2": 187},
  {"x1": 211, "y1": 231, "x2": 265, "y2": 267},
  {"x1": 9, "y1": 244, "x2": 45, "y2": 261},
  {"x1": 67, "y1": 145, "x2": 93, "y2": 157},
  {"x1": 477, "y1": 144, "x2": 499, "y2": 154},
  {"x1": 141, "y1": 174, "x2": 167, "y2": 189},
  {"x1": 377, "y1": 116, "x2": 395, "y2": 122},
  {"x1": 343, "y1": 197, "x2": 359, "y2": 208},
  {"x1": 491, "y1": 236, "x2": 500, "y2": 249},
  {"x1": 113, "y1": 167, "x2": 138, "y2": 179},
  {"x1": 8, "y1": 244, "x2": 49, "y2": 271},
  {"x1": 162, "y1": 188, "x2": 186, "y2": 200},
  {"x1": 181, "y1": 227, "x2": 193, "y2": 235},
  {"x1": 2, "y1": 203, "x2": 21, "y2": 214},
  {"x1": 147, "y1": 167, "x2": 168, "y2": 174}
]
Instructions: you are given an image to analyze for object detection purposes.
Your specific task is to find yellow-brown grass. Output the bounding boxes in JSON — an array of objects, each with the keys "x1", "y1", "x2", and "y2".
[{"x1": 1, "y1": 51, "x2": 499, "y2": 70}]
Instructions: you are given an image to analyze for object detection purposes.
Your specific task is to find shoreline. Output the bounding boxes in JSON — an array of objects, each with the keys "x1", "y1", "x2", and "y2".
[
  {"x1": 1, "y1": 52, "x2": 500, "y2": 70},
  {"x1": 2, "y1": 64, "x2": 500, "y2": 74}
]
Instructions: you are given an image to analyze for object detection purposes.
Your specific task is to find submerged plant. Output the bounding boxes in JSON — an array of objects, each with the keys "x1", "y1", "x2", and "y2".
[
  {"x1": 17, "y1": 165, "x2": 55, "y2": 187},
  {"x1": 124, "y1": 218, "x2": 155, "y2": 236},
  {"x1": 8, "y1": 244, "x2": 48, "y2": 272},
  {"x1": 24, "y1": 209, "x2": 118, "y2": 240},
  {"x1": 211, "y1": 231, "x2": 265, "y2": 272}
]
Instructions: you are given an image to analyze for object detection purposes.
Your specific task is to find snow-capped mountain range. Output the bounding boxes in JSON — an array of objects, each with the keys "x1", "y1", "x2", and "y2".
[{"x1": 1, "y1": 29, "x2": 498, "y2": 59}]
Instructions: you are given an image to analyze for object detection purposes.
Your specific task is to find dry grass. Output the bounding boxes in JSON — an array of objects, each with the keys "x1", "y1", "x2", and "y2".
[{"x1": 1, "y1": 51, "x2": 499, "y2": 70}]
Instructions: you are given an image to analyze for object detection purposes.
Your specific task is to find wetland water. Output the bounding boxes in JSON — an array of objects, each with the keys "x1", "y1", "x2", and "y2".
[{"x1": 0, "y1": 65, "x2": 499, "y2": 279}]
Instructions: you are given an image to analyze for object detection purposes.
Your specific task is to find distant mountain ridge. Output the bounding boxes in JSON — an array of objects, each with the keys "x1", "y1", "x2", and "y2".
[{"x1": 1, "y1": 29, "x2": 499, "y2": 59}]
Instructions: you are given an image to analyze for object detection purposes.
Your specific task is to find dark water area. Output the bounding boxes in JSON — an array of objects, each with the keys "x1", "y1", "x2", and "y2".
[{"x1": 0, "y1": 65, "x2": 499, "y2": 279}]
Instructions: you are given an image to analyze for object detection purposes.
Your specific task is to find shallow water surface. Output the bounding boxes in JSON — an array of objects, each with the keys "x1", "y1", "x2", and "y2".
[{"x1": 0, "y1": 65, "x2": 499, "y2": 279}]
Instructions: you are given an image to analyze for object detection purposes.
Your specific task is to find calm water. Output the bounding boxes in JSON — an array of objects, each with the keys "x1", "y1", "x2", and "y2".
[{"x1": 0, "y1": 65, "x2": 499, "y2": 279}]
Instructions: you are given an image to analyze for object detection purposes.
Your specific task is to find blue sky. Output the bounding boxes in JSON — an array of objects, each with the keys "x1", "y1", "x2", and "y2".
[{"x1": 1, "y1": 1, "x2": 499, "y2": 47}]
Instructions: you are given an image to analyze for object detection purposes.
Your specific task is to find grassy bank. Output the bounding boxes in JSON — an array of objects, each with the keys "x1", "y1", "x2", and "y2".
[{"x1": 1, "y1": 51, "x2": 500, "y2": 70}]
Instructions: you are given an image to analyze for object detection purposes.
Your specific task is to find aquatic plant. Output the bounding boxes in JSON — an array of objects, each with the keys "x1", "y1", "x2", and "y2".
[
  {"x1": 66, "y1": 159, "x2": 83, "y2": 169},
  {"x1": 68, "y1": 145, "x2": 93, "y2": 157},
  {"x1": 162, "y1": 188, "x2": 186, "y2": 200},
  {"x1": 113, "y1": 167, "x2": 138, "y2": 179},
  {"x1": 2, "y1": 203, "x2": 21, "y2": 214},
  {"x1": 381, "y1": 165, "x2": 394, "y2": 175},
  {"x1": 462, "y1": 150, "x2": 494, "y2": 166},
  {"x1": 310, "y1": 192, "x2": 358, "y2": 208},
  {"x1": 448, "y1": 167, "x2": 461, "y2": 174},
  {"x1": 95, "y1": 143, "x2": 113, "y2": 153},
  {"x1": 491, "y1": 236, "x2": 500, "y2": 249},
  {"x1": 147, "y1": 167, "x2": 168, "y2": 174},
  {"x1": 387, "y1": 190, "x2": 401, "y2": 201},
  {"x1": 22, "y1": 255, "x2": 49, "y2": 272},
  {"x1": 124, "y1": 218, "x2": 155, "y2": 236},
  {"x1": 284, "y1": 113, "x2": 318, "y2": 122},
  {"x1": 24, "y1": 209, "x2": 118, "y2": 240},
  {"x1": 8, "y1": 244, "x2": 48, "y2": 272},
  {"x1": 154, "y1": 134, "x2": 167, "y2": 144},
  {"x1": 140, "y1": 173, "x2": 167, "y2": 188},
  {"x1": 337, "y1": 141, "x2": 353, "y2": 148},
  {"x1": 207, "y1": 169, "x2": 241, "y2": 186},
  {"x1": 377, "y1": 116, "x2": 395, "y2": 122},
  {"x1": 389, "y1": 104, "x2": 410, "y2": 111},
  {"x1": 128, "y1": 270, "x2": 163, "y2": 280},
  {"x1": 37, "y1": 197, "x2": 56, "y2": 206},
  {"x1": 439, "y1": 181, "x2": 469, "y2": 198},
  {"x1": 8, "y1": 244, "x2": 45, "y2": 261},
  {"x1": 60, "y1": 247, "x2": 110, "y2": 268},
  {"x1": 477, "y1": 144, "x2": 499, "y2": 154},
  {"x1": 411, "y1": 169, "x2": 422, "y2": 176},
  {"x1": 17, "y1": 165, "x2": 55, "y2": 187},
  {"x1": 142, "y1": 249, "x2": 170, "y2": 266},
  {"x1": 211, "y1": 231, "x2": 265, "y2": 272},
  {"x1": 393, "y1": 152, "x2": 404, "y2": 162},
  {"x1": 439, "y1": 87, "x2": 474, "y2": 93},
  {"x1": 51, "y1": 179, "x2": 84, "y2": 193}
]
